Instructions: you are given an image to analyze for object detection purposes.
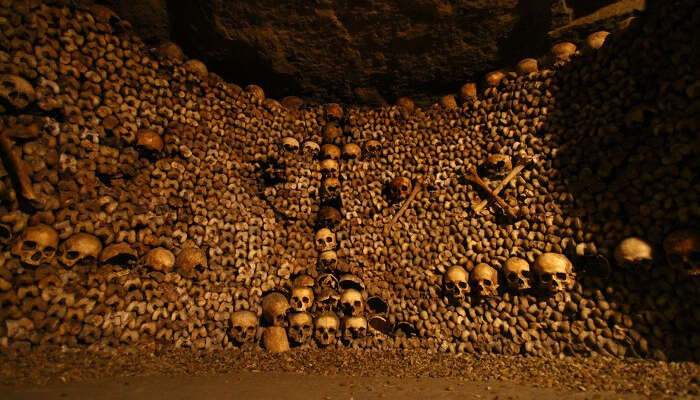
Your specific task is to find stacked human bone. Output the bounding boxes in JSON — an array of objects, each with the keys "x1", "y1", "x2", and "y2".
[{"x1": 0, "y1": 0, "x2": 698, "y2": 360}]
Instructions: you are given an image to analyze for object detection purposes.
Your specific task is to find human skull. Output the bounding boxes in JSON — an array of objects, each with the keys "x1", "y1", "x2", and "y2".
[
  {"x1": 439, "y1": 94, "x2": 457, "y2": 110},
  {"x1": 292, "y1": 274, "x2": 315, "y2": 289},
  {"x1": 586, "y1": 31, "x2": 609, "y2": 50},
  {"x1": 246, "y1": 84, "x2": 265, "y2": 102},
  {"x1": 58, "y1": 233, "x2": 102, "y2": 268},
  {"x1": 136, "y1": 129, "x2": 164, "y2": 154},
  {"x1": 460, "y1": 83, "x2": 477, "y2": 101},
  {"x1": 342, "y1": 143, "x2": 361, "y2": 161},
  {"x1": 176, "y1": 247, "x2": 208, "y2": 277},
  {"x1": 613, "y1": 237, "x2": 653, "y2": 269},
  {"x1": 485, "y1": 70, "x2": 505, "y2": 87},
  {"x1": 318, "y1": 250, "x2": 338, "y2": 271},
  {"x1": 324, "y1": 103, "x2": 344, "y2": 121},
  {"x1": 315, "y1": 228, "x2": 337, "y2": 252},
  {"x1": 287, "y1": 312, "x2": 313, "y2": 344},
  {"x1": 100, "y1": 243, "x2": 138, "y2": 265},
  {"x1": 396, "y1": 97, "x2": 415, "y2": 113},
  {"x1": 516, "y1": 58, "x2": 538, "y2": 74},
  {"x1": 144, "y1": 247, "x2": 175, "y2": 272},
  {"x1": 340, "y1": 288, "x2": 364, "y2": 316},
  {"x1": 314, "y1": 312, "x2": 339, "y2": 347},
  {"x1": 663, "y1": 229, "x2": 699, "y2": 275},
  {"x1": 365, "y1": 140, "x2": 381, "y2": 158},
  {"x1": 320, "y1": 159, "x2": 339, "y2": 178},
  {"x1": 322, "y1": 123, "x2": 343, "y2": 144},
  {"x1": 263, "y1": 326, "x2": 290, "y2": 353},
  {"x1": 470, "y1": 263, "x2": 499, "y2": 297},
  {"x1": 484, "y1": 154, "x2": 512, "y2": 177},
  {"x1": 317, "y1": 206, "x2": 341, "y2": 229},
  {"x1": 534, "y1": 253, "x2": 575, "y2": 292},
  {"x1": 302, "y1": 141, "x2": 320, "y2": 158},
  {"x1": 443, "y1": 266, "x2": 469, "y2": 301},
  {"x1": 156, "y1": 41, "x2": 185, "y2": 62},
  {"x1": 390, "y1": 176, "x2": 412, "y2": 201},
  {"x1": 290, "y1": 287, "x2": 314, "y2": 313},
  {"x1": 316, "y1": 287, "x2": 339, "y2": 312},
  {"x1": 11, "y1": 224, "x2": 58, "y2": 266},
  {"x1": 230, "y1": 310, "x2": 258, "y2": 345},
  {"x1": 183, "y1": 59, "x2": 208, "y2": 77},
  {"x1": 343, "y1": 316, "x2": 368, "y2": 341},
  {"x1": 339, "y1": 274, "x2": 365, "y2": 291},
  {"x1": 281, "y1": 137, "x2": 300, "y2": 154},
  {"x1": 0, "y1": 74, "x2": 35, "y2": 110},
  {"x1": 321, "y1": 177, "x2": 340, "y2": 201},
  {"x1": 320, "y1": 144, "x2": 341, "y2": 161},
  {"x1": 551, "y1": 42, "x2": 577, "y2": 62},
  {"x1": 317, "y1": 273, "x2": 339, "y2": 291},
  {"x1": 504, "y1": 257, "x2": 531, "y2": 290},
  {"x1": 262, "y1": 292, "x2": 289, "y2": 327}
]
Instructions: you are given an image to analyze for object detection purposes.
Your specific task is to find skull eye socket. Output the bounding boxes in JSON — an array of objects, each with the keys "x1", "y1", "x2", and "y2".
[
  {"x1": 445, "y1": 282, "x2": 455, "y2": 289},
  {"x1": 458, "y1": 282, "x2": 467, "y2": 289},
  {"x1": 43, "y1": 246, "x2": 56, "y2": 255},
  {"x1": 22, "y1": 241, "x2": 37, "y2": 250},
  {"x1": 540, "y1": 274, "x2": 552, "y2": 282},
  {"x1": 328, "y1": 328, "x2": 336, "y2": 334},
  {"x1": 483, "y1": 279, "x2": 491, "y2": 286},
  {"x1": 521, "y1": 270, "x2": 530, "y2": 277},
  {"x1": 66, "y1": 251, "x2": 80, "y2": 260},
  {"x1": 354, "y1": 300, "x2": 361, "y2": 307},
  {"x1": 326, "y1": 237, "x2": 334, "y2": 243},
  {"x1": 302, "y1": 296, "x2": 309, "y2": 303},
  {"x1": 507, "y1": 272, "x2": 518, "y2": 281},
  {"x1": 555, "y1": 272, "x2": 567, "y2": 280},
  {"x1": 233, "y1": 326, "x2": 243, "y2": 332},
  {"x1": 401, "y1": 185, "x2": 408, "y2": 191}
]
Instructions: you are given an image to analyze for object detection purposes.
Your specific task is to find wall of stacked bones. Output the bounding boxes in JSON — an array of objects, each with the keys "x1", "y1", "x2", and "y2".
[{"x1": 0, "y1": 0, "x2": 698, "y2": 359}]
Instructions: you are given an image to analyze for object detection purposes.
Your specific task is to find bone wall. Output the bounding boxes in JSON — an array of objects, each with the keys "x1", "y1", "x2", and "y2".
[{"x1": 0, "y1": 0, "x2": 698, "y2": 360}]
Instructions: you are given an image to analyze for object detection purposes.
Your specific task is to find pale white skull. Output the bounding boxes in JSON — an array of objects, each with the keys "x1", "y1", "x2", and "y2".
[
  {"x1": 470, "y1": 263, "x2": 499, "y2": 297},
  {"x1": 316, "y1": 287, "x2": 339, "y2": 312},
  {"x1": 504, "y1": 257, "x2": 531, "y2": 290},
  {"x1": 0, "y1": 74, "x2": 36, "y2": 109},
  {"x1": 318, "y1": 250, "x2": 338, "y2": 271},
  {"x1": 443, "y1": 265, "x2": 469, "y2": 301},
  {"x1": 340, "y1": 288, "x2": 364, "y2": 316},
  {"x1": 534, "y1": 253, "x2": 575, "y2": 292},
  {"x1": 320, "y1": 177, "x2": 340, "y2": 201},
  {"x1": 144, "y1": 247, "x2": 175, "y2": 272},
  {"x1": 663, "y1": 229, "x2": 699, "y2": 275},
  {"x1": 262, "y1": 292, "x2": 289, "y2": 327},
  {"x1": 59, "y1": 233, "x2": 102, "y2": 268},
  {"x1": 302, "y1": 141, "x2": 320, "y2": 158},
  {"x1": 281, "y1": 137, "x2": 300, "y2": 154},
  {"x1": 320, "y1": 158, "x2": 339, "y2": 178},
  {"x1": 287, "y1": 312, "x2": 313, "y2": 344},
  {"x1": 314, "y1": 312, "x2": 339, "y2": 347},
  {"x1": 12, "y1": 224, "x2": 59, "y2": 266},
  {"x1": 315, "y1": 228, "x2": 337, "y2": 252},
  {"x1": 290, "y1": 287, "x2": 314, "y2": 312},
  {"x1": 613, "y1": 237, "x2": 653, "y2": 268},
  {"x1": 343, "y1": 316, "x2": 368, "y2": 340},
  {"x1": 230, "y1": 310, "x2": 258, "y2": 344}
]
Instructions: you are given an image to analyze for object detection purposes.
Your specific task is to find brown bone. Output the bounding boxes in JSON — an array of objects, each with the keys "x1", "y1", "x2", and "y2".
[
  {"x1": 0, "y1": 123, "x2": 44, "y2": 209},
  {"x1": 384, "y1": 176, "x2": 423, "y2": 235},
  {"x1": 464, "y1": 166, "x2": 516, "y2": 218},
  {"x1": 472, "y1": 157, "x2": 533, "y2": 214}
]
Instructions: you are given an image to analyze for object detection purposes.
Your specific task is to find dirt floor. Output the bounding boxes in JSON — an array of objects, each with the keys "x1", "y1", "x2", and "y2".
[{"x1": 1, "y1": 346, "x2": 698, "y2": 399}]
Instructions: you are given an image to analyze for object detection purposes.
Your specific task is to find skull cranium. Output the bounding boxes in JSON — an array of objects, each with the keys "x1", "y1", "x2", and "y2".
[
  {"x1": 534, "y1": 253, "x2": 575, "y2": 292},
  {"x1": 342, "y1": 143, "x2": 361, "y2": 161},
  {"x1": 175, "y1": 247, "x2": 208, "y2": 277},
  {"x1": 390, "y1": 176, "x2": 412, "y2": 201},
  {"x1": 470, "y1": 263, "x2": 499, "y2": 297},
  {"x1": 230, "y1": 310, "x2": 258, "y2": 345},
  {"x1": 320, "y1": 158, "x2": 339, "y2": 178},
  {"x1": 342, "y1": 316, "x2": 368, "y2": 341},
  {"x1": 613, "y1": 237, "x2": 653, "y2": 269},
  {"x1": 320, "y1": 144, "x2": 341, "y2": 160},
  {"x1": 262, "y1": 292, "x2": 289, "y2": 327},
  {"x1": 144, "y1": 247, "x2": 175, "y2": 272},
  {"x1": 58, "y1": 233, "x2": 102, "y2": 268},
  {"x1": 314, "y1": 312, "x2": 339, "y2": 347},
  {"x1": 302, "y1": 141, "x2": 320, "y2": 158},
  {"x1": 281, "y1": 137, "x2": 300, "y2": 154},
  {"x1": 0, "y1": 74, "x2": 35, "y2": 110},
  {"x1": 11, "y1": 224, "x2": 58, "y2": 266},
  {"x1": 318, "y1": 250, "x2": 338, "y2": 271},
  {"x1": 443, "y1": 266, "x2": 469, "y2": 301},
  {"x1": 663, "y1": 229, "x2": 699, "y2": 275},
  {"x1": 340, "y1": 288, "x2": 364, "y2": 316},
  {"x1": 503, "y1": 257, "x2": 531, "y2": 290},
  {"x1": 290, "y1": 287, "x2": 314, "y2": 312},
  {"x1": 287, "y1": 312, "x2": 313, "y2": 345},
  {"x1": 315, "y1": 228, "x2": 337, "y2": 253},
  {"x1": 317, "y1": 206, "x2": 342, "y2": 229},
  {"x1": 320, "y1": 177, "x2": 340, "y2": 201},
  {"x1": 315, "y1": 287, "x2": 339, "y2": 312}
]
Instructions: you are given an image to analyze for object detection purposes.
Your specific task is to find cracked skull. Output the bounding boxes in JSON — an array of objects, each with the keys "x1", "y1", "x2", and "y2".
[
  {"x1": 287, "y1": 312, "x2": 313, "y2": 345},
  {"x1": 443, "y1": 266, "x2": 469, "y2": 301},
  {"x1": 262, "y1": 292, "x2": 289, "y2": 327},
  {"x1": 12, "y1": 224, "x2": 58, "y2": 266},
  {"x1": 290, "y1": 287, "x2": 314, "y2": 313},
  {"x1": 504, "y1": 257, "x2": 531, "y2": 290},
  {"x1": 314, "y1": 312, "x2": 339, "y2": 347},
  {"x1": 470, "y1": 263, "x2": 499, "y2": 297},
  {"x1": 340, "y1": 288, "x2": 364, "y2": 316},
  {"x1": 59, "y1": 233, "x2": 102, "y2": 268},
  {"x1": 315, "y1": 228, "x2": 337, "y2": 253},
  {"x1": 534, "y1": 253, "x2": 575, "y2": 292},
  {"x1": 663, "y1": 229, "x2": 699, "y2": 275},
  {"x1": 230, "y1": 310, "x2": 258, "y2": 345}
]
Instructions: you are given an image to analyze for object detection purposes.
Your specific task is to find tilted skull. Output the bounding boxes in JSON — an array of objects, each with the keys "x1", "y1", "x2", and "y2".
[
  {"x1": 320, "y1": 177, "x2": 340, "y2": 201},
  {"x1": 144, "y1": 247, "x2": 175, "y2": 272},
  {"x1": 663, "y1": 229, "x2": 699, "y2": 275},
  {"x1": 100, "y1": 243, "x2": 138, "y2": 265},
  {"x1": 262, "y1": 292, "x2": 289, "y2": 327},
  {"x1": 340, "y1": 288, "x2": 364, "y2": 316},
  {"x1": 318, "y1": 250, "x2": 338, "y2": 271},
  {"x1": 290, "y1": 287, "x2": 314, "y2": 312},
  {"x1": 317, "y1": 206, "x2": 342, "y2": 229},
  {"x1": 342, "y1": 143, "x2": 361, "y2": 161},
  {"x1": 534, "y1": 253, "x2": 575, "y2": 292},
  {"x1": 12, "y1": 224, "x2": 58, "y2": 266},
  {"x1": 58, "y1": 233, "x2": 102, "y2": 267},
  {"x1": 343, "y1": 316, "x2": 368, "y2": 341},
  {"x1": 0, "y1": 74, "x2": 36, "y2": 110},
  {"x1": 364, "y1": 140, "x2": 381, "y2": 158},
  {"x1": 390, "y1": 176, "x2": 412, "y2": 201},
  {"x1": 443, "y1": 265, "x2": 469, "y2": 301},
  {"x1": 230, "y1": 310, "x2": 258, "y2": 345},
  {"x1": 613, "y1": 237, "x2": 653, "y2": 269},
  {"x1": 320, "y1": 159, "x2": 339, "y2": 178},
  {"x1": 315, "y1": 228, "x2": 337, "y2": 253},
  {"x1": 281, "y1": 137, "x2": 300, "y2": 154},
  {"x1": 504, "y1": 257, "x2": 531, "y2": 290},
  {"x1": 314, "y1": 312, "x2": 340, "y2": 347},
  {"x1": 315, "y1": 287, "x2": 339, "y2": 312},
  {"x1": 287, "y1": 312, "x2": 313, "y2": 345},
  {"x1": 320, "y1": 144, "x2": 341, "y2": 160},
  {"x1": 484, "y1": 154, "x2": 512, "y2": 178},
  {"x1": 302, "y1": 141, "x2": 320, "y2": 158},
  {"x1": 470, "y1": 263, "x2": 499, "y2": 297},
  {"x1": 175, "y1": 246, "x2": 208, "y2": 277}
]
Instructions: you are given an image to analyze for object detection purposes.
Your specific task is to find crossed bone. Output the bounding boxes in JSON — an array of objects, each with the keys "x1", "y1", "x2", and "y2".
[
  {"x1": 464, "y1": 157, "x2": 533, "y2": 218},
  {"x1": 0, "y1": 122, "x2": 44, "y2": 209}
]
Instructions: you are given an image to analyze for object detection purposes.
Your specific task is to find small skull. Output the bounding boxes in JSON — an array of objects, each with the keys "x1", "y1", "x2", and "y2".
[
  {"x1": 340, "y1": 288, "x2": 364, "y2": 316},
  {"x1": 321, "y1": 177, "x2": 340, "y2": 201},
  {"x1": 504, "y1": 257, "x2": 531, "y2": 290},
  {"x1": 320, "y1": 144, "x2": 341, "y2": 161},
  {"x1": 364, "y1": 140, "x2": 381, "y2": 158},
  {"x1": 290, "y1": 287, "x2": 314, "y2": 312},
  {"x1": 443, "y1": 266, "x2": 469, "y2": 301},
  {"x1": 317, "y1": 206, "x2": 341, "y2": 229},
  {"x1": 302, "y1": 141, "x2": 320, "y2": 158},
  {"x1": 322, "y1": 123, "x2": 342, "y2": 144},
  {"x1": 343, "y1": 316, "x2": 368, "y2": 341},
  {"x1": 613, "y1": 237, "x2": 653, "y2": 269},
  {"x1": 136, "y1": 129, "x2": 164, "y2": 154},
  {"x1": 287, "y1": 312, "x2": 313, "y2": 345},
  {"x1": 58, "y1": 233, "x2": 102, "y2": 268},
  {"x1": 318, "y1": 250, "x2": 339, "y2": 271},
  {"x1": 11, "y1": 224, "x2": 58, "y2": 266},
  {"x1": 0, "y1": 74, "x2": 36, "y2": 110},
  {"x1": 663, "y1": 229, "x2": 699, "y2": 275},
  {"x1": 534, "y1": 253, "x2": 575, "y2": 292},
  {"x1": 314, "y1": 312, "x2": 340, "y2": 347},
  {"x1": 230, "y1": 310, "x2": 258, "y2": 345},
  {"x1": 176, "y1": 247, "x2": 208, "y2": 277},
  {"x1": 281, "y1": 137, "x2": 300, "y2": 154},
  {"x1": 324, "y1": 103, "x2": 344, "y2": 122},
  {"x1": 316, "y1": 287, "x2": 339, "y2": 312},
  {"x1": 317, "y1": 273, "x2": 339, "y2": 291},
  {"x1": 315, "y1": 228, "x2": 337, "y2": 253},
  {"x1": 262, "y1": 292, "x2": 289, "y2": 327},
  {"x1": 470, "y1": 263, "x2": 499, "y2": 297},
  {"x1": 144, "y1": 247, "x2": 175, "y2": 272},
  {"x1": 100, "y1": 243, "x2": 138, "y2": 265},
  {"x1": 320, "y1": 158, "x2": 339, "y2": 178},
  {"x1": 484, "y1": 154, "x2": 512, "y2": 178},
  {"x1": 390, "y1": 176, "x2": 412, "y2": 201},
  {"x1": 342, "y1": 143, "x2": 361, "y2": 161}
]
